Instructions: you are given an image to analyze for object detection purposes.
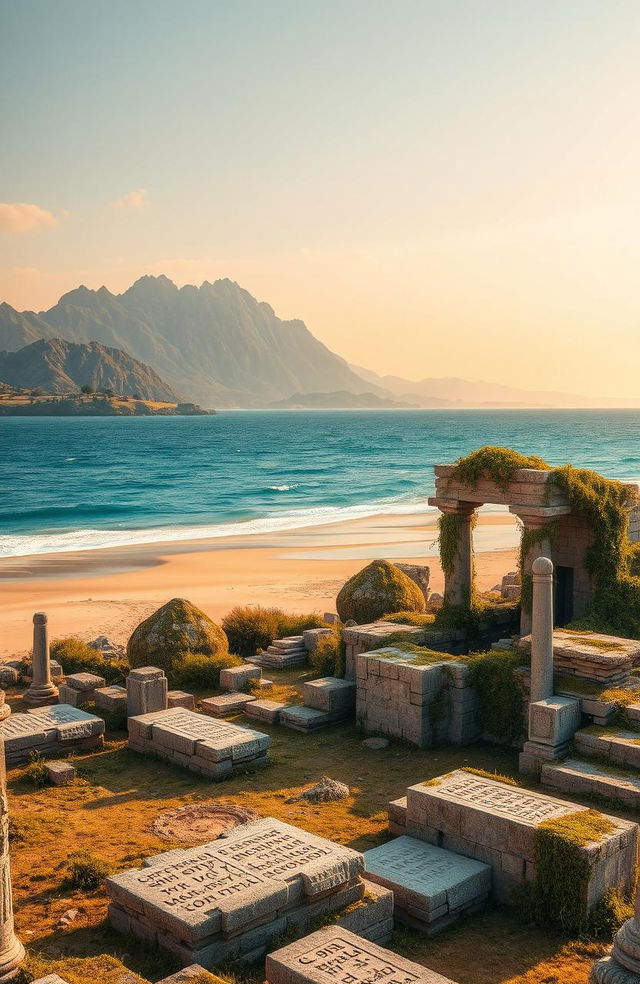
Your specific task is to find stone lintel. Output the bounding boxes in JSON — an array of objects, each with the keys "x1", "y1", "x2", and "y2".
[{"x1": 509, "y1": 505, "x2": 572, "y2": 521}]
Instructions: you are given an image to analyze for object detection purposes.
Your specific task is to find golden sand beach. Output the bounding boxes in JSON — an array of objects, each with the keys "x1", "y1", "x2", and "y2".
[{"x1": 0, "y1": 510, "x2": 519, "y2": 657}]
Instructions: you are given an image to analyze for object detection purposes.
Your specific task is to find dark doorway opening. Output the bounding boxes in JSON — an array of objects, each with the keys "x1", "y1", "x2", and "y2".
[{"x1": 555, "y1": 566, "x2": 574, "y2": 627}]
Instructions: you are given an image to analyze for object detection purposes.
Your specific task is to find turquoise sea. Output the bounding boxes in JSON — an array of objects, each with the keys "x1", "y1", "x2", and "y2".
[{"x1": 2, "y1": 410, "x2": 640, "y2": 558}]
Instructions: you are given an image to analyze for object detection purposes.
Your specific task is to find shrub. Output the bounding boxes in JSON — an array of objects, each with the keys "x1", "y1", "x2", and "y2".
[
  {"x1": 50, "y1": 638, "x2": 126, "y2": 683},
  {"x1": 170, "y1": 650, "x2": 242, "y2": 690},
  {"x1": 65, "y1": 851, "x2": 114, "y2": 891},
  {"x1": 336, "y1": 560, "x2": 426, "y2": 624},
  {"x1": 127, "y1": 598, "x2": 228, "y2": 674},
  {"x1": 23, "y1": 750, "x2": 47, "y2": 788},
  {"x1": 222, "y1": 605, "x2": 324, "y2": 659},
  {"x1": 309, "y1": 629, "x2": 341, "y2": 677},
  {"x1": 589, "y1": 886, "x2": 634, "y2": 938},
  {"x1": 466, "y1": 648, "x2": 526, "y2": 744}
]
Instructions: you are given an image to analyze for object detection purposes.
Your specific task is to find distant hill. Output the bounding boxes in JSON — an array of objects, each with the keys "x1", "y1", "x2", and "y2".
[
  {"x1": 268, "y1": 390, "x2": 417, "y2": 409},
  {"x1": 0, "y1": 277, "x2": 381, "y2": 408},
  {"x1": 349, "y1": 365, "x2": 623, "y2": 409},
  {"x1": 0, "y1": 338, "x2": 180, "y2": 402}
]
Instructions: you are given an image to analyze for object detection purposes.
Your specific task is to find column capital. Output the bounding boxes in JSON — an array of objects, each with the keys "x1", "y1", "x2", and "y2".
[
  {"x1": 428, "y1": 497, "x2": 477, "y2": 516},
  {"x1": 510, "y1": 505, "x2": 571, "y2": 525}
]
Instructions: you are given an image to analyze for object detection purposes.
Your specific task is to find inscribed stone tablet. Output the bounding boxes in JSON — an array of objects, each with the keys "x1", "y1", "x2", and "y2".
[
  {"x1": 363, "y1": 836, "x2": 490, "y2": 913},
  {"x1": 265, "y1": 926, "x2": 458, "y2": 984},
  {"x1": 107, "y1": 817, "x2": 363, "y2": 944},
  {"x1": 420, "y1": 771, "x2": 571, "y2": 824}
]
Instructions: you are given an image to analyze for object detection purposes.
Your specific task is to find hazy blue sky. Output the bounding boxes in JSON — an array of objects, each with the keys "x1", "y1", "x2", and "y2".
[{"x1": 2, "y1": 0, "x2": 640, "y2": 395}]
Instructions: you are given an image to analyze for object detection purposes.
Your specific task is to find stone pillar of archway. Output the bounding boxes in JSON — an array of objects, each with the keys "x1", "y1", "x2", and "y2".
[
  {"x1": 434, "y1": 501, "x2": 477, "y2": 609},
  {"x1": 0, "y1": 692, "x2": 25, "y2": 981},
  {"x1": 513, "y1": 510, "x2": 554, "y2": 637}
]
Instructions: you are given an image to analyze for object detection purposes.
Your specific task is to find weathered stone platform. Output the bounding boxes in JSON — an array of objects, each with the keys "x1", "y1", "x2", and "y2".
[
  {"x1": 404, "y1": 769, "x2": 637, "y2": 906},
  {"x1": 520, "y1": 630, "x2": 640, "y2": 686},
  {"x1": 3, "y1": 704, "x2": 104, "y2": 767},
  {"x1": 364, "y1": 835, "x2": 490, "y2": 934},
  {"x1": 107, "y1": 817, "x2": 392, "y2": 967},
  {"x1": 127, "y1": 707, "x2": 270, "y2": 778},
  {"x1": 265, "y1": 926, "x2": 459, "y2": 984}
]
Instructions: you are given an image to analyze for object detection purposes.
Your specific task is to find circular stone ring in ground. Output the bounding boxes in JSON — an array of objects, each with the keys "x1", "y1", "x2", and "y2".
[{"x1": 152, "y1": 801, "x2": 259, "y2": 843}]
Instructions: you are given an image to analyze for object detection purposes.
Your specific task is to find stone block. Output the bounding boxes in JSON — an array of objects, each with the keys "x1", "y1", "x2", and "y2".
[
  {"x1": 201, "y1": 693, "x2": 256, "y2": 716},
  {"x1": 405, "y1": 769, "x2": 637, "y2": 908},
  {"x1": 265, "y1": 926, "x2": 459, "y2": 984},
  {"x1": 126, "y1": 707, "x2": 270, "y2": 778},
  {"x1": 280, "y1": 706, "x2": 335, "y2": 732},
  {"x1": 364, "y1": 835, "x2": 490, "y2": 933},
  {"x1": 167, "y1": 690, "x2": 196, "y2": 710},
  {"x1": 107, "y1": 817, "x2": 365, "y2": 961},
  {"x1": 219, "y1": 665, "x2": 261, "y2": 692},
  {"x1": 245, "y1": 699, "x2": 287, "y2": 724},
  {"x1": 94, "y1": 685, "x2": 128, "y2": 718},
  {"x1": 156, "y1": 968, "x2": 219, "y2": 984},
  {"x1": 65, "y1": 671, "x2": 106, "y2": 691},
  {"x1": 528, "y1": 696, "x2": 582, "y2": 747},
  {"x1": 127, "y1": 666, "x2": 168, "y2": 717},
  {"x1": 302, "y1": 678, "x2": 355, "y2": 715},
  {"x1": 45, "y1": 760, "x2": 76, "y2": 786},
  {"x1": 3, "y1": 704, "x2": 105, "y2": 766},
  {"x1": 57, "y1": 683, "x2": 81, "y2": 706}
]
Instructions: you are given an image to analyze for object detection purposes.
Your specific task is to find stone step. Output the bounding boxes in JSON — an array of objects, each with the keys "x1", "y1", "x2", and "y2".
[
  {"x1": 575, "y1": 726, "x2": 640, "y2": 769},
  {"x1": 279, "y1": 704, "x2": 337, "y2": 732},
  {"x1": 267, "y1": 645, "x2": 306, "y2": 656},
  {"x1": 541, "y1": 756, "x2": 640, "y2": 808}
]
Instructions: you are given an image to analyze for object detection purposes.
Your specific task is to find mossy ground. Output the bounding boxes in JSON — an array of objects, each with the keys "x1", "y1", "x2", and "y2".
[{"x1": 5, "y1": 664, "x2": 629, "y2": 984}]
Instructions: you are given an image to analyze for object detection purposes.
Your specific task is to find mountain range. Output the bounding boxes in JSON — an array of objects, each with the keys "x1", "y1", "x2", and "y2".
[
  {"x1": 0, "y1": 338, "x2": 178, "y2": 402},
  {"x1": 0, "y1": 277, "x2": 376, "y2": 407},
  {"x1": 0, "y1": 275, "x2": 628, "y2": 409}
]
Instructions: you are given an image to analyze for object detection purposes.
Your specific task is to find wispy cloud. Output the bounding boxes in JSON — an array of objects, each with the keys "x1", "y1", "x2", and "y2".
[
  {"x1": 112, "y1": 188, "x2": 147, "y2": 209},
  {"x1": 0, "y1": 202, "x2": 57, "y2": 232}
]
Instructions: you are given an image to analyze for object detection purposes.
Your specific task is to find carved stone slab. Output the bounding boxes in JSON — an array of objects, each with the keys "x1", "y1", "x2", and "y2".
[
  {"x1": 2, "y1": 704, "x2": 104, "y2": 765},
  {"x1": 107, "y1": 817, "x2": 363, "y2": 946},
  {"x1": 127, "y1": 707, "x2": 270, "y2": 777},
  {"x1": 265, "y1": 926, "x2": 459, "y2": 984},
  {"x1": 405, "y1": 770, "x2": 638, "y2": 906},
  {"x1": 363, "y1": 835, "x2": 490, "y2": 927}
]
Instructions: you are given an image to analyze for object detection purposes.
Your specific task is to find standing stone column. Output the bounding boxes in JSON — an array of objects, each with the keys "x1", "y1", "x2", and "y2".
[
  {"x1": 0, "y1": 692, "x2": 25, "y2": 981},
  {"x1": 530, "y1": 556, "x2": 554, "y2": 704},
  {"x1": 24, "y1": 612, "x2": 59, "y2": 708},
  {"x1": 439, "y1": 503, "x2": 476, "y2": 609},
  {"x1": 514, "y1": 513, "x2": 553, "y2": 635}
]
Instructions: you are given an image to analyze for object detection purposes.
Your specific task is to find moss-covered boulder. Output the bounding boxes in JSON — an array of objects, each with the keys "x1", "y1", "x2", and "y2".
[
  {"x1": 336, "y1": 559, "x2": 426, "y2": 624},
  {"x1": 127, "y1": 598, "x2": 228, "y2": 674}
]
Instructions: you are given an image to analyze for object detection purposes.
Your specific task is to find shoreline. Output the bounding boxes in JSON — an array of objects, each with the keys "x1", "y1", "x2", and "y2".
[{"x1": 0, "y1": 511, "x2": 519, "y2": 657}]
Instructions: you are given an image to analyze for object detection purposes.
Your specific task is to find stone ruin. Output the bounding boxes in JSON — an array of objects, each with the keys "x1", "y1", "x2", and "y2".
[
  {"x1": 106, "y1": 817, "x2": 393, "y2": 967},
  {"x1": 386, "y1": 769, "x2": 636, "y2": 911},
  {"x1": 429, "y1": 461, "x2": 640, "y2": 633}
]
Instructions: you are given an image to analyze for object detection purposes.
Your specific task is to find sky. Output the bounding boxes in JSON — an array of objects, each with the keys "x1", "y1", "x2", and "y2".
[{"x1": 1, "y1": 0, "x2": 640, "y2": 397}]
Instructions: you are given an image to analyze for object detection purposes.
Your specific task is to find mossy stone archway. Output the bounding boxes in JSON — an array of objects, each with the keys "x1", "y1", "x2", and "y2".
[{"x1": 429, "y1": 448, "x2": 640, "y2": 637}]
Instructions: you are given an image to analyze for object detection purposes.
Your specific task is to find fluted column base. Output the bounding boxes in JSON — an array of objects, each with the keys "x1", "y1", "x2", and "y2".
[
  {"x1": 591, "y1": 918, "x2": 640, "y2": 982},
  {"x1": 24, "y1": 683, "x2": 59, "y2": 707},
  {"x1": 0, "y1": 935, "x2": 25, "y2": 981}
]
